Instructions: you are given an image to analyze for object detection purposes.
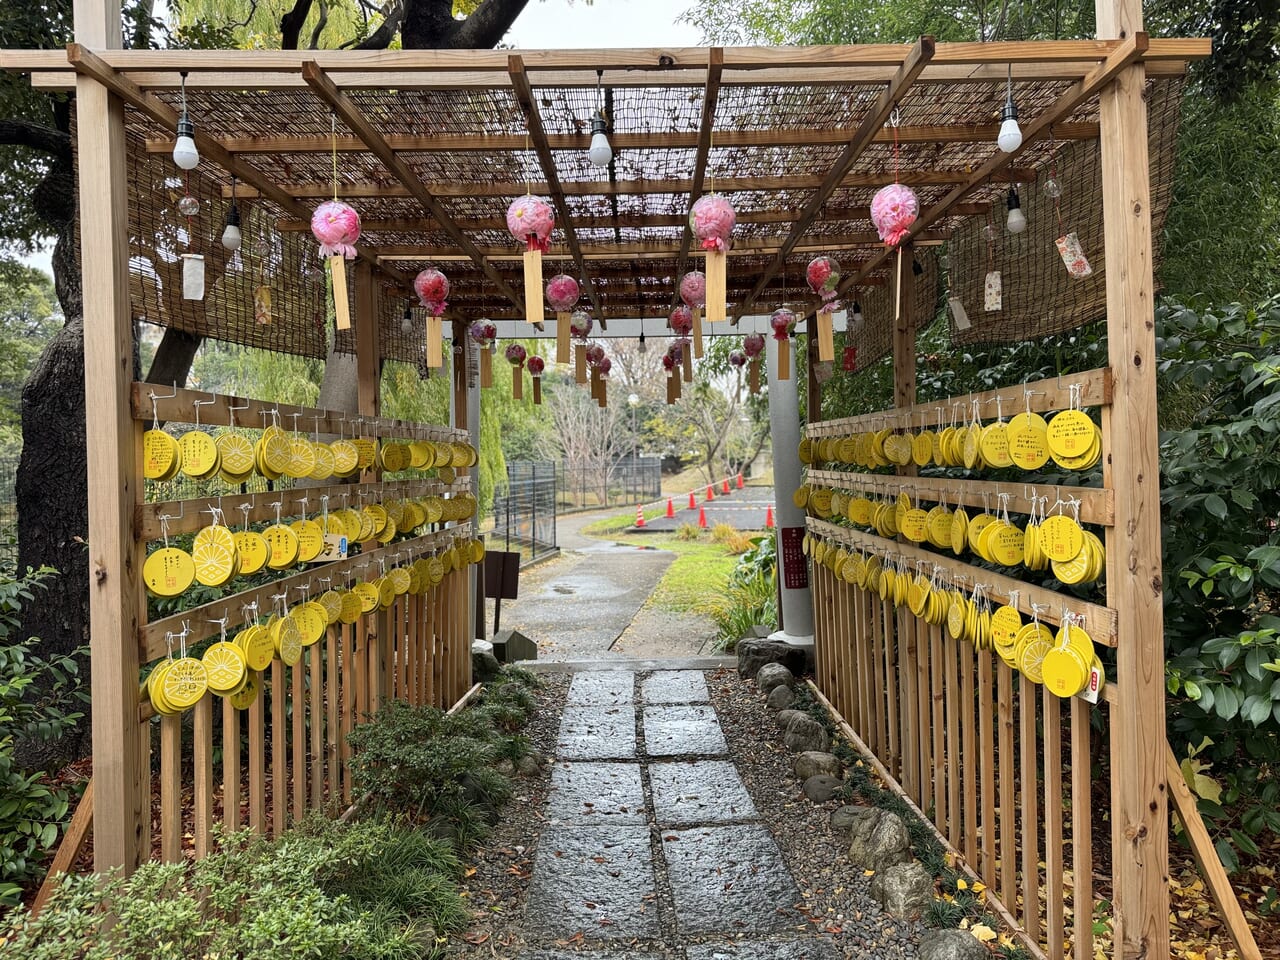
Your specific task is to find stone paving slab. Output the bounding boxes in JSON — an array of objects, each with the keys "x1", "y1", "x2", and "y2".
[
  {"x1": 567, "y1": 671, "x2": 636, "y2": 706},
  {"x1": 557, "y1": 706, "x2": 637, "y2": 760},
  {"x1": 641, "y1": 670, "x2": 710, "y2": 704},
  {"x1": 648, "y1": 761, "x2": 757, "y2": 826},
  {"x1": 643, "y1": 705, "x2": 728, "y2": 756},
  {"x1": 525, "y1": 825, "x2": 660, "y2": 940},
  {"x1": 660, "y1": 825, "x2": 800, "y2": 935},
  {"x1": 684, "y1": 939, "x2": 842, "y2": 960},
  {"x1": 547, "y1": 761, "x2": 646, "y2": 825}
]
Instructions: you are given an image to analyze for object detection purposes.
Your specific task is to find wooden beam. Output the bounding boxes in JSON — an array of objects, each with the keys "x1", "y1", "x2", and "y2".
[
  {"x1": 64, "y1": 44, "x2": 409, "y2": 293},
  {"x1": 222, "y1": 168, "x2": 1037, "y2": 200},
  {"x1": 300, "y1": 60, "x2": 522, "y2": 312},
  {"x1": 827, "y1": 32, "x2": 1150, "y2": 313},
  {"x1": 144, "y1": 122, "x2": 1101, "y2": 156},
  {"x1": 31, "y1": 778, "x2": 93, "y2": 916},
  {"x1": 508, "y1": 54, "x2": 605, "y2": 325},
  {"x1": 671, "y1": 47, "x2": 725, "y2": 306},
  {"x1": 737, "y1": 35, "x2": 935, "y2": 322}
]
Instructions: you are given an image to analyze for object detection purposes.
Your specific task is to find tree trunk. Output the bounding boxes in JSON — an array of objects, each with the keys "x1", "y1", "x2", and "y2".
[{"x1": 146, "y1": 328, "x2": 203, "y2": 391}]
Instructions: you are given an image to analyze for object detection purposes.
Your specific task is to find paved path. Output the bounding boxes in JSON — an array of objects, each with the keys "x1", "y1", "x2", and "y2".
[
  {"x1": 520, "y1": 669, "x2": 841, "y2": 959},
  {"x1": 639, "y1": 486, "x2": 775, "y2": 534}
]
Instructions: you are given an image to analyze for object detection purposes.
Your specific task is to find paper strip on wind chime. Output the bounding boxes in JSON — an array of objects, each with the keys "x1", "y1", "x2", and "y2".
[
  {"x1": 508, "y1": 197, "x2": 554, "y2": 323},
  {"x1": 690, "y1": 196, "x2": 734, "y2": 322}
]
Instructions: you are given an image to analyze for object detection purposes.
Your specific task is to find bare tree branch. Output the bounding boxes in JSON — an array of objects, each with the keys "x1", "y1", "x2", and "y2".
[
  {"x1": 354, "y1": 0, "x2": 403, "y2": 49},
  {"x1": 451, "y1": 0, "x2": 533, "y2": 48},
  {"x1": 0, "y1": 119, "x2": 72, "y2": 159},
  {"x1": 280, "y1": 0, "x2": 315, "y2": 49},
  {"x1": 308, "y1": 0, "x2": 330, "y2": 49}
]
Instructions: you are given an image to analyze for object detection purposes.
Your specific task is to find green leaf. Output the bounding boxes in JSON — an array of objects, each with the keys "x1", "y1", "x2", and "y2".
[{"x1": 1205, "y1": 493, "x2": 1229, "y2": 519}]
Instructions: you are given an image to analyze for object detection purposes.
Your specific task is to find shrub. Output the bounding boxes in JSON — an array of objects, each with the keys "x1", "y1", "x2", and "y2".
[
  {"x1": 698, "y1": 535, "x2": 778, "y2": 650},
  {"x1": 709, "y1": 522, "x2": 737, "y2": 543},
  {"x1": 675, "y1": 522, "x2": 702, "y2": 541}
]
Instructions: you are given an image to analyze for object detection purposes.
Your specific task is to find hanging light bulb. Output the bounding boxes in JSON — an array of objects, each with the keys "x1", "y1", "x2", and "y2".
[
  {"x1": 1006, "y1": 187, "x2": 1027, "y2": 234},
  {"x1": 588, "y1": 69, "x2": 612, "y2": 167},
  {"x1": 172, "y1": 71, "x2": 200, "y2": 170},
  {"x1": 851, "y1": 301, "x2": 864, "y2": 326},
  {"x1": 997, "y1": 65, "x2": 1022, "y2": 153},
  {"x1": 221, "y1": 180, "x2": 242, "y2": 251},
  {"x1": 401, "y1": 305, "x2": 413, "y2": 334},
  {"x1": 637, "y1": 319, "x2": 648, "y2": 353}
]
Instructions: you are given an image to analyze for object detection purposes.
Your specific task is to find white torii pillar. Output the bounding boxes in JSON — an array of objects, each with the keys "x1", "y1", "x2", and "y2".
[{"x1": 766, "y1": 333, "x2": 813, "y2": 643}]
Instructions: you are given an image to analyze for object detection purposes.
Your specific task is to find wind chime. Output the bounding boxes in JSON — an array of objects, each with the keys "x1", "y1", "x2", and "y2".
[
  {"x1": 547, "y1": 273, "x2": 580, "y2": 363},
  {"x1": 669, "y1": 305, "x2": 695, "y2": 383},
  {"x1": 528, "y1": 354, "x2": 546, "y2": 405},
  {"x1": 806, "y1": 256, "x2": 841, "y2": 363},
  {"x1": 413, "y1": 266, "x2": 449, "y2": 367},
  {"x1": 743, "y1": 332, "x2": 765, "y2": 394},
  {"x1": 679, "y1": 270, "x2": 707, "y2": 357},
  {"x1": 569, "y1": 309, "x2": 593, "y2": 383},
  {"x1": 311, "y1": 115, "x2": 362, "y2": 331},
  {"x1": 469, "y1": 320, "x2": 497, "y2": 388},
  {"x1": 663, "y1": 340, "x2": 685, "y2": 404},
  {"x1": 505, "y1": 343, "x2": 527, "y2": 400},
  {"x1": 1044, "y1": 136, "x2": 1092, "y2": 278},
  {"x1": 770, "y1": 308, "x2": 797, "y2": 381},
  {"x1": 690, "y1": 191, "x2": 735, "y2": 322},
  {"x1": 870, "y1": 108, "x2": 919, "y2": 322},
  {"x1": 506, "y1": 196, "x2": 555, "y2": 323},
  {"x1": 584, "y1": 342, "x2": 607, "y2": 405}
]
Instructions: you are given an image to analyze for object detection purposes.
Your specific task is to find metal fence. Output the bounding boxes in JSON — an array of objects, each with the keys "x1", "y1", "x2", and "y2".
[
  {"x1": 0, "y1": 457, "x2": 15, "y2": 575},
  {"x1": 555, "y1": 455, "x2": 662, "y2": 510},
  {"x1": 490, "y1": 461, "x2": 558, "y2": 565}
]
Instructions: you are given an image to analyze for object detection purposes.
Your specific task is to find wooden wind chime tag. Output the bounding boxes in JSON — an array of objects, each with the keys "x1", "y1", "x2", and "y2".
[
  {"x1": 692, "y1": 307, "x2": 704, "y2": 358},
  {"x1": 682, "y1": 347, "x2": 693, "y2": 383},
  {"x1": 575, "y1": 344, "x2": 587, "y2": 384},
  {"x1": 816, "y1": 311, "x2": 835, "y2": 363},
  {"x1": 330, "y1": 255, "x2": 351, "y2": 330},
  {"x1": 426, "y1": 318, "x2": 443, "y2": 368},
  {"x1": 480, "y1": 345, "x2": 493, "y2": 388},
  {"x1": 523, "y1": 249, "x2": 544, "y2": 323},
  {"x1": 532, "y1": 377, "x2": 542, "y2": 405},
  {"x1": 777, "y1": 339, "x2": 791, "y2": 381},
  {"x1": 590, "y1": 366, "x2": 602, "y2": 402},
  {"x1": 556, "y1": 314, "x2": 571, "y2": 364},
  {"x1": 666, "y1": 372, "x2": 677, "y2": 405},
  {"x1": 512, "y1": 363, "x2": 523, "y2": 400},
  {"x1": 704, "y1": 253, "x2": 726, "y2": 323},
  {"x1": 598, "y1": 379, "x2": 608, "y2": 408},
  {"x1": 749, "y1": 360, "x2": 760, "y2": 395}
]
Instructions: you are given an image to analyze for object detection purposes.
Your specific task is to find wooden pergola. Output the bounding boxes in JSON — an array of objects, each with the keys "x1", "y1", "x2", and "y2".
[{"x1": 1, "y1": 2, "x2": 1219, "y2": 957}]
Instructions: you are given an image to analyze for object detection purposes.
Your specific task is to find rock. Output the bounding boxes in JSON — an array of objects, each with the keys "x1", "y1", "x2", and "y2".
[
  {"x1": 737, "y1": 638, "x2": 814, "y2": 680},
  {"x1": 775, "y1": 708, "x2": 807, "y2": 731},
  {"x1": 756, "y1": 663, "x2": 796, "y2": 695},
  {"x1": 766, "y1": 684, "x2": 795, "y2": 712},
  {"x1": 870, "y1": 861, "x2": 934, "y2": 919},
  {"x1": 495, "y1": 758, "x2": 516, "y2": 776},
  {"x1": 830, "y1": 804, "x2": 872, "y2": 833},
  {"x1": 802, "y1": 774, "x2": 843, "y2": 802},
  {"x1": 516, "y1": 751, "x2": 544, "y2": 776},
  {"x1": 471, "y1": 645, "x2": 503, "y2": 683},
  {"x1": 846, "y1": 807, "x2": 912, "y2": 873},
  {"x1": 919, "y1": 928, "x2": 992, "y2": 960},
  {"x1": 794, "y1": 751, "x2": 841, "y2": 780},
  {"x1": 782, "y1": 715, "x2": 830, "y2": 754}
]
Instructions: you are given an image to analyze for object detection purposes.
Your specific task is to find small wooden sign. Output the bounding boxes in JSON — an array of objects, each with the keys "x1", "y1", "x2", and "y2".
[{"x1": 330, "y1": 255, "x2": 350, "y2": 330}]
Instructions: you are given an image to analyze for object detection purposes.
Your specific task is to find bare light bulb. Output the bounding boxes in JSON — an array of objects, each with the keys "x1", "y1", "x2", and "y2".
[
  {"x1": 1006, "y1": 188, "x2": 1027, "y2": 234},
  {"x1": 851, "y1": 301, "x2": 864, "y2": 326},
  {"x1": 220, "y1": 203, "x2": 242, "y2": 251},
  {"x1": 638, "y1": 329, "x2": 648, "y2": 353},
  {"x1": 588, "y1": 114, "x2": 612, "y2": 167},
  {"x1": 173, "y1": 115, "x2": 199, "y2": 170},
  {"x1": 401, "y1": 307, "x2": 413, "y2": 334},
  {"x1": 997, "y1": 98, "x2": 1022, "y2": 153}
]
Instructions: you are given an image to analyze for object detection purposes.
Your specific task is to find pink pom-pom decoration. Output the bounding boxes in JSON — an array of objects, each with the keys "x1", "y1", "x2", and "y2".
[
  {"x1": 729, "y1": 349, "x2": 748, "y2": 369},
  {"x1": 870, "y1": 183, "x2": 919, "y2": 247},
  {"x1": 770, "y1": 308, "x2": 797, "y2": 342},
  {"x1": 669, "y1": 305, "x2": 694, "y2": 337},
  {"x1": 311, "y1": 200, "x2": 361, "y2": 259},
  {"x1": 666, "y1": 340, "x2": 684, "y2": 363},
  {"x1": 546, "y1": 274, "x2": 580, "y2": 312},
  {"x1": 414, "y1": 267, "x2": 450, "y2": 316},
  {"x1": 569, "y1": 309, "x2": 593, "y2": 341},
  {"x1": 679, "y1": 271, "x2": 707, "y2": 308},
  {"x1": 527, "y1": 355, "x2": 546, "y2": 377},
  {"x1": 689, "y1": 195, "x2": 736, "y2": 253},
  {"x1": 468, "y1": 321, "x2": 497, "y2": 346},
  {"x1": 505, "y1": 343, "x2": 527, "y2": 366},
  {"x1": 743, "y1": 332, "x2": 766, "y2": 358},
  {"x1": 807, "y1": 256, "x2": 842, "y2": 315},
  {"x1": 662, "y1": 354, "x2": 675, "y2": 372},
  {"x1": 584, "y1": 343, "x2": 606, "y2": 367},
  {"x1": 597, "y1": 356, "x2": 612, "y2": 379},
  {"x1": 506, "y1": 196, "x2": 555, "y2": 252}
]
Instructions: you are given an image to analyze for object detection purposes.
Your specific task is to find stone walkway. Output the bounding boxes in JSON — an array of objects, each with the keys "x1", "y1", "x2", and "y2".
[{"x1": 520, "y1": 669, "x2": 842, "y2": 959}]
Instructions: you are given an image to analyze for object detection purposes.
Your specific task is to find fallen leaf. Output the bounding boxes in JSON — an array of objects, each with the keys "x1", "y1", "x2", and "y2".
[{"x1": 970, "y1": 924, "x2": 998, "y2": 942}]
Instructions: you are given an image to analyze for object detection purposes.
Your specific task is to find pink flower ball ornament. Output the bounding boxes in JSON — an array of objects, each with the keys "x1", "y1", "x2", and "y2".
[
  {"x1": 505, "y1": 343, "x2": 527, "y2": 366},
  {"x1": 679, "y1": 271, "x2": 707, "y2": 308},
  {"x1": 661, "y1": 354, "x2": 676, "y2": 372},
  {"x1": 770, "y1": 308, "x2": 797, "y2": 342},
  {"x1": 743, "y1": 332, "x2": 766, "y2": 358},
  {"x1": 690, "y1": 195, "x2": 736, "y2": 253},
  {"x1": 546, "y1": 274, "x2": 580, "y2": 312},
  {"x1": 414, "y1": 267, "x2": 450, "y2": 316},
  {"x1": 666, "y1": 340, "x2": 684, "y2": 364},
  {"x1": 584, "y1": 342, "x2": 606, "y2": 367},
  {"x1": 527, "y1": 355, "x2": 546, "y2": 377},
  {"x1": 506, "y1": 196, "x2": 555, "y2": 252},
  {"x1": 597, "y1": 356, "x2": 612, "y2": 379},
  {"x1": 569, "y1": 309, "x2": 593, "y2": 341},
  {"x1": 311, "y1": 200, "x2": 362, "y2": 259},
  {"x1": 669, "y1": 305, "x2": 694, "y2": 337},
  {"x1": 871, "y1": 183, "x2": 919, "y2": 247},
  {"x1": 729, "y1": 349, "x2": 748, "y2": 369},
  {"x1": 468, "y1": 320, "x2": 496, "y2": 347}
]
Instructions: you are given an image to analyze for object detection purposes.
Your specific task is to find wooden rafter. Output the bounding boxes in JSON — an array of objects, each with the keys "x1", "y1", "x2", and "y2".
[
  {"x1": 824, "y1": 32, "x2": 1152, "y2": 315},
  {"x1": 299, "y1": 60, "x2": 522, "y2": 313},
  {"x1": 734, "y1": 35, "x2": 935, "y2": 323},
  {"x1": 63, "y1": 44, "x2": 409, "y2": 292},
  {"x1": 508, "y1": 54, "x2": 605, "y2": 326},
  {"x1": 670, "y1": 47, "x2": 724, "y2": 306},
  {"x1": 223, "y1": 169, "x2": 1036, "y2": 201}
]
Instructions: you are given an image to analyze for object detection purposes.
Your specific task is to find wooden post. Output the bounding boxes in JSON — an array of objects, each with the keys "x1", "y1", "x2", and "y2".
[
  {"x1": 74, "y1": 0, "x2": 146, "y2": 875},
  {"x1": 354, "y1": 261, "x2": 380, "y2": 418},
  {"x1": 892, "y1": 242, "x2": 916, "y2": 417},
  {"x1": 1097, "y1": 0, "x2": 1170, "y2": 955}
]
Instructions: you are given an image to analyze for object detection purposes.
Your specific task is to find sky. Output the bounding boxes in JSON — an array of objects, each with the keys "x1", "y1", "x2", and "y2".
[{"x1": 20, "y1": 0, "x2": 703, "y2": 277}]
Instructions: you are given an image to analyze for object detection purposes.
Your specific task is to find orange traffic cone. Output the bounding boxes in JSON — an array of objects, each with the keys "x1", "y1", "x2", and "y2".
[
  {"x1": 665, "y1": 498, "x2": 676, "y2": 518},
  {"x1": 706, "y1": 484, "x2": 715, "y2": 501},
  {"x1": 698, "y1": 506, "x2": 708, "y2": 528},
  {"x1": 635, "y1": 504, "x2": 646, "y2": 528},
  {"x1": 736, "y1": 473, "x2": 744, "y2": 489},
  {"x1": 688, "y1": 490, "x2": 697, "y2": 510},
  {"x1": 765, "y1": 504, "x2": 775, "y2": 528},
  {"x1": 721, "y1": 478, "x2": 731, "y2": 495}
]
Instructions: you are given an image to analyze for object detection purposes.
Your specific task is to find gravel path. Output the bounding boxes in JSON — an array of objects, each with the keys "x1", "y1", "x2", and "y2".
[{"x1": 450, "y1": 667, "x2": 922, "y2": 959}]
